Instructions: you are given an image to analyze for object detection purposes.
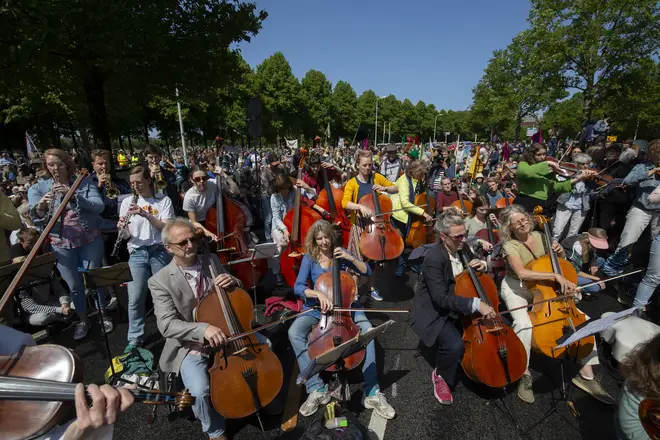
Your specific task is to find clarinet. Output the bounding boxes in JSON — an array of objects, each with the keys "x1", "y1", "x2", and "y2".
[{"x1": 111, "y1": 189, "x2": 139, "y2": 257}]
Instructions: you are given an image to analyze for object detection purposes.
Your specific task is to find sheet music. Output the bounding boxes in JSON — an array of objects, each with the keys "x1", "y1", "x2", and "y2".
[{"x1": 555, "y1": 307, "x2": 640, "y2": 349}]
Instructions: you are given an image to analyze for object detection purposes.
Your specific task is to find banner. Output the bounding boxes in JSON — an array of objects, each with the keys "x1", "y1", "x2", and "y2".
[
  {"x1": 285, "y1": 138, "x2": 298, "y2": 150},
  {"x1": 26, "y1": 132, "x2": 38, "y2": 159},
  {"x1": 337, "y1": 137, "x2": 345, "y2": 148}
]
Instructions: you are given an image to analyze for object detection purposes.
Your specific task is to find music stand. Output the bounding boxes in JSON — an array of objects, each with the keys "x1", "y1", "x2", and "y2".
[
  {"x1": 227, "y1": 243, "x2": 278, "y2": 322},
  {"x1": 298, "y1": 320, "x2": 394, "y2": 404},
  {"x1": 0, "y1": 253, "x2": 57, "y2": 325},
  {"x1": 79, "y1": 262, "x2": 133, "y2": 384}
]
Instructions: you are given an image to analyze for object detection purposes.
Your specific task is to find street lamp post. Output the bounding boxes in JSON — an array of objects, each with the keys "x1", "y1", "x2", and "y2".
[
  {"x1": 374, "y1": 96, "x2": 386, "y2": 147},
  {"x1": 433, "y1": 113, "x2": 440, "y2": 142}
]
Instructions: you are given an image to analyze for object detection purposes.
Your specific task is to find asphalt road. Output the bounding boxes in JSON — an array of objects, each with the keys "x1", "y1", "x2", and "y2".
[{"x1": 41, "y1": 260, "x2": 650, "y2": 440}]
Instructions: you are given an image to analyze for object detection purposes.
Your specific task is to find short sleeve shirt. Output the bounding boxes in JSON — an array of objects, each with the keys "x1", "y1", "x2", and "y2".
[
  {"x1": 502, "y1": 231, "x2": 546, "y2": 279},
  {"x1": 183, "y1": 181, "x2": 218, "y2": 222}
]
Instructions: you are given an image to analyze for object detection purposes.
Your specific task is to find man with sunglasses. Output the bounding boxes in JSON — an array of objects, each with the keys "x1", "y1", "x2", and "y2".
[
  {"x1": 412, "y1": 209, "x2": 495, "y2": 406},
  {"x1": 149, "y1": 218, "x2": 241, "y2": 440},
  {"x1": 183, "y1": 165, "x2": 240, "y2": 241}
]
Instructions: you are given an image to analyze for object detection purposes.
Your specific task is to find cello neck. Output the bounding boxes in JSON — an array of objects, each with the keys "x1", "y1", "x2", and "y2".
[
  {"x1": 458, "y1": 250, "x2": 490, "y2": 305},
  {"x1": 332, "y1": 256, "x2": 341, "y2": 307},
  {"x1": 215, "y1": 158, "x2": 225, "y2": 235},
  {"x1": 486, "y1": 216, "x2": 496, "y2": 244},
  {"x1": 371, "y1": 174, "x2": 382, "y2": 215},
  {"x1": 542, "y1": 221, "x2": 562, "y2": 274},
  {"x1": 203, "y1": 246, "x2": 240, "y2": 337},
  {"x1": 323, "y1": 167, "x2": 337, "y2": 215}
]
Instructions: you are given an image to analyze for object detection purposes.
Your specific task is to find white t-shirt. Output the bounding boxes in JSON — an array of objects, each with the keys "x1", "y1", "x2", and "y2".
[
  {"x1": 119, "y1": 195, "x2": 174, "y2": 251},
  {"x1": 183, "y1": 180, "x2": 218, "y2": 222}
]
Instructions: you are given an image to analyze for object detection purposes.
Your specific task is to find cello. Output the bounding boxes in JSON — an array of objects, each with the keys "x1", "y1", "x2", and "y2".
[
  {"x1": 358, "y1": 174, "x2": 404, "y2": 261},
  {"x1": 307, "y1": 255, "x2": 365, "y2": 371},
  {"x1": 194, "y1": 240, "x2": 283, "y2": 419},
  {"x1": 525, "y1": 215, "x2": 594, "y2": 359},
  {"x1": 495, "y1": 189, "x2": 515, "y2": 209},
  {"x1": 281, "y1": 150, "x2": 322, "y2": 287},
  {"x1": 451, "y1": 183, "x2": 472, "y2": 215},
  {"x1": 0, "y1": 345, "x2": 194, "y2": 440},
  {"x1": 406, "y1": 186, "x2": 436, "y2": 248},
  {"x1": 454, "y1": 250, "x2": 526, "y2": 388},
  {"x1": 316, "y1": 166, "x2": 351, "y2": 248},
  {"x1": 205, "y1": 162, "x2": 267, "y2": 288}
]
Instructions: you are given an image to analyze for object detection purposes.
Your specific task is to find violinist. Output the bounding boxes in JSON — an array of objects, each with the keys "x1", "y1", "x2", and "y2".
[
  {"x1": 391, "y1": 160, "x2": 434, "y2": 277},
  {"x1": 118, "y1": 166, "x2": 174, "y2": 350},
  {"x1": 498, "y1": 206, "x2": 615, "y2": 405},
  {"x1": 149, "y1": 219, "x2": 242, "y2": 440},
  {"x1": 515, "y1": 143, "x2": 596, "y2": 214},
  {"x1": 182, "y1": 166, "x2": 239, "y2": 241},
  {"x1": 341, "y1": 149, "x2": 398, "y2": 301},
  {"x1": 288, "y1": 220, "x2": 395, "y2": 419},
  {"x1": 411, "y1": 210, "x2": 496, "y2": 405}
]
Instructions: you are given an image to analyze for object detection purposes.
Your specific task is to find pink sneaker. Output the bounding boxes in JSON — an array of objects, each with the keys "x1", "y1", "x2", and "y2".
[{"x1": 432, "y1": 370, "x2": 453, "y2": 405}]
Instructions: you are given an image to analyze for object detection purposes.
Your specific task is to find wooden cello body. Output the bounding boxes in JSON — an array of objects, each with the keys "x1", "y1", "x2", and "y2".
[
  {"x1": 525, "y1": 218, "x2": 594, "y2": 359},
  {"x1": 495, "y1": 190, "x2": 515, "y2": 209},
  {"x1": 454, "y1": 251, "x2": 526, "y2": 388},
  {"x1": 315, "y1": 167, "x2": 351, "y2": 248},
  {"x1": 451, "y1": 186, "x2": 472, "y2": 215},
  {"x1": 405, "y1": 191, "x2": 436, "y2": 248},
  {"x1": 358, "y1": 176, "x2": 404, "y2": 261},
  {"x1": 195, "y1": 253, "x2": 283, "y2": 419},
  {"x1": 474, "y1": 216, "x2": 504, "y2": 276},
  {"x1": 307, "y1": 257, "x2": 365, "y2": 371}
]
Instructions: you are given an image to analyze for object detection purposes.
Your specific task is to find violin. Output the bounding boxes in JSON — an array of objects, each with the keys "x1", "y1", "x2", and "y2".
[
  {"x1": 205, "y1": 168, "x2": 267, "y2": 288},
  {"x1": 358, "y1": 174, "x2": 404, "y2": 261},
  {"x1": 194, "y1": 241, "x2": 283, "y2": 419},
  {"x1": 281, "y1": 151, "x2": 322, "y2": 286},
  {"x1": 0, "y1": 344, "x2": 194, "y2": 440},
  {"x1": 524, "y1": 216, "x2": 594, "y2": 359},
  {"x1": 454, "y1": 250, "x2": 526, "y2": 387},
  {"x1": 316, "y1": 166, "x2": 351, "y2": 248},
  {"x1": 307, "y1": 255, "x2": 365, "y2": 371},
  {"x1": 406, "y1": 186, "x2": 436, "y2": 248}
]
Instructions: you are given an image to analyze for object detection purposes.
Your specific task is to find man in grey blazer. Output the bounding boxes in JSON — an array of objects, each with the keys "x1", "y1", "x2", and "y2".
[{"x1": 149, "y1": 218, "x2": 241, "y2": 440}]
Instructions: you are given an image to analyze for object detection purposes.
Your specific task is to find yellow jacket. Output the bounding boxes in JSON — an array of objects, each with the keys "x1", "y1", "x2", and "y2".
[
  {"x1": 392, "y1": 175, "x2": 424, "y2": 224},
  {"x1": 342, "y1": 173, "x2": 394, "y2": 223},
  {"x1": 117, "y1": 154, "x2": 128, "y2": 167}
]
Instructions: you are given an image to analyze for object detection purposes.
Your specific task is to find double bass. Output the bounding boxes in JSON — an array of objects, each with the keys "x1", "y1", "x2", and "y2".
[
  {"x1": 358, "y1": 174, "x2": 404, "y2": 261},
  {"x1": 281, "y1": 150, "x2": 322, "y2": 286},
  {"x1": 316, "y1": 166, "x2": 351, "y2": 248},
  {"x1": 0, "y1": 345, "x2": 194, "y2": 440},
  {"x1": 307, "y1": 256, "x2": 365, "y2": 371},
  {"x1": 195, "y1": 241, "x2": 283, "y2": 419},
  {"x1": 406, "y1": 185, "x2": 436, "y2": 248},
  {"x1": 454, "y1": 250, "x2": 526, "y2": 387},
  {"x1": 205, "y1": 162, "x2": 267, "y2": 288},
  {"x1": 525, "y1": 216, "x2": 594, "y2": 359}
]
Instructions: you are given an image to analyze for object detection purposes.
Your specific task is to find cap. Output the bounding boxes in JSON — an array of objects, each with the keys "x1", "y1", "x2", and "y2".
[
  {"x1": 475, "y1": 173, "x2": 484, "y2": 179},
  {"x1": 588, "y1": 232, "x2": 609, "y2": 250}
]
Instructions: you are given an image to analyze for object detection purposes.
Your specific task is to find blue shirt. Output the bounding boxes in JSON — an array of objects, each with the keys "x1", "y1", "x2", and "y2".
[{"x1": 294, "y1": 253, "x2": 372, "y2": 319}]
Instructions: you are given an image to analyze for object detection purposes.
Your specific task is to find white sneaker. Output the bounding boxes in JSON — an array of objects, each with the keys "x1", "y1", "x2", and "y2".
[
  {"x1": 363, "y1": 391, "x2": 396, "y2": 419},
  {"x1": 106, "y1": 296, "x2": 118, "y2": 311},
  {"x1": 102, "y1": 317, "x2": 114, "y2": 334},
  {"x1": 299, "y1": 388, "x2": 331, "y2": 417},
  {"x1": 73, "y1": 322, "x2": 90, "y2": 340}
]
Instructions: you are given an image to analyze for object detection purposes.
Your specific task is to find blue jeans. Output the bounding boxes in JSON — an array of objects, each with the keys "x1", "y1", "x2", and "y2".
[
  {"x1": 604, "y1": 206, "x2": 653, "y2": 275},
  {"x1": 288, "y1": 311, "x2": 378, "y2": 395},
  {"x1": 180, "y1": 353, "x2": 225, "y2": 438},
  {"x1": 261, "y1": 196, "x2": 273, "y2": 241},
  {"x1": 53, "y1": 237, "x2": 106, "y2": 315},
  {"x1": 634, "y1": 234, "x2": 660, "y2": 307},
  {"x1": 578, "y1": 276, "x2": 602, "y2": 294},
  {"x1": 127, "y1": 245, "x2": 171, "y2": 344}
]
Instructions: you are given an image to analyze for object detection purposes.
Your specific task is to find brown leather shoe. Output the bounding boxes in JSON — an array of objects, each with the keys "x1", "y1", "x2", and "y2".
[{"x1": 209, "y1": 435, "x2": 228, "y2": 440}]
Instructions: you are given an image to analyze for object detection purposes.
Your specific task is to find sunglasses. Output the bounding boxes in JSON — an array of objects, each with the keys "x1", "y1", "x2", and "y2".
[
  {"x1": 193, "y1": 176, "x2": 210, "y2": 183},
  {"x1": 170, "y1": 236, "x2": 200, "y2": 247},
  {"x1": 447, "y1": 234, "x2": 465, "y2": 242}
]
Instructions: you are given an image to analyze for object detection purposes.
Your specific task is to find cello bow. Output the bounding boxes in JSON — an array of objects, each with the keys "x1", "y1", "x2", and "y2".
[{"x1": 0, "y1": 169, "x2": 89, "y2": 313}]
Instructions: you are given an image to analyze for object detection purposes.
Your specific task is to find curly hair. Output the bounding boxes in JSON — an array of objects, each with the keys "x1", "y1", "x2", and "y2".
[
  {"x1": 520, "y1": 143, "x2": 546, "y2": 166},
  {"x1": 499, "y1": 205, "x2": 535, "y2": 242},
  {"x1": 621, "y1": 333, "x2": 660, "y2": 398},
  {"x1": 304, "y1": 220, "x2": 337, "y2": 262}
]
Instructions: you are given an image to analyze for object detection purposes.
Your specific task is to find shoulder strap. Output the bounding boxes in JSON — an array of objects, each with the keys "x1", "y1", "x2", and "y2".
[{"x1": 517, "y1": 232, "x2": 546, "y2": 260}]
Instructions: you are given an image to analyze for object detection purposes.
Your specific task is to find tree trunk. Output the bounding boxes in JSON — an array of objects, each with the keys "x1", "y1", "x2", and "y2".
[
  {"x1": 514, "y1": 116, "x2": 522, "y2": 142},
  {"x1": 83, "y1": 66, "x2": 111, "y2": 151},
  {"x1": 143, "y1": 121, "x2": 149, "y2": 144},
  {"x1": 68, "y1": 121, "x2": 79, "y2": 151}
]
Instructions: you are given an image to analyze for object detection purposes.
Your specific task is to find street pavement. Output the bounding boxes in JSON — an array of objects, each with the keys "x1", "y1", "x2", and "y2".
[{"x1": 42, "y1": 260, "x2": 641, "y2": 440}]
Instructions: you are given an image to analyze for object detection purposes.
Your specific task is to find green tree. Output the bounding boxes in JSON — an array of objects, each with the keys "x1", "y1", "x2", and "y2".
[
  {"x1": 330, "y1": 81, "x2": 358, "y2": 140},
  {"x1": 356, "y1": 90, "x2": 378, "y2": 141},
  {"x1": 300, "y1": 70, "x2": 333, "y2": 139},
  {"x1": 542, "y1": 94, "x2": 586, "y2": 140},
  {"x1": 253, "y1": 52, "x2": 302, "y2": 142},
  {"x1": 527, "y1": 0, "x2": 660, "y2": 121}
]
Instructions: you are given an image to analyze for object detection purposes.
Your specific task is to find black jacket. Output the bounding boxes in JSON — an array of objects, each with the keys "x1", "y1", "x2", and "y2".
[{"x1": 412, "y1": 242, "x2": 475, "y2": 347}]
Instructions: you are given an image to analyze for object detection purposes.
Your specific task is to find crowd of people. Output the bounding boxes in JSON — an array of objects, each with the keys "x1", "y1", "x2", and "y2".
[{"x1": 0, "y1": 130, "x2": 659, "y2": 440}]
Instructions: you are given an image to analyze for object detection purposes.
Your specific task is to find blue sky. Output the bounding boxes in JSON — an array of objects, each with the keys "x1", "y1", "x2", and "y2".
[{"x1": 236, "y1": 0, "x2": 532, "y2": 111}]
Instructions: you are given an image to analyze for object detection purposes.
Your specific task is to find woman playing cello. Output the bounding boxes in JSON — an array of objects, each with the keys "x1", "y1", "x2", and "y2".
[
  {"x1": 391, "y1": 160, "x2": 434, "y2": 277},
  {"x1": 341, "y1": 149, "x2": 399, "y2": 301},
  {"x1": 499, "y1": 205, "x2": 615, "y2": 405},
  {"x1": 287, "y1": 220, "x2": 395, "y2": 419}
]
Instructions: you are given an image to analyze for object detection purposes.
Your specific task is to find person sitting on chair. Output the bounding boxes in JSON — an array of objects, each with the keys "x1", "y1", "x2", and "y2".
[{"x1": 149, "y1": 218, "x2": 242, "y2": 440}]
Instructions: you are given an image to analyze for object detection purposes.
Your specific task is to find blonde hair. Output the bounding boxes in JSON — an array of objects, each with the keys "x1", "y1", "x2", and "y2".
[
  {"x1": 354, "y1": 149, "x2": 373, "y2": 166},
  {"x1": 43, "y1": 148, "x2": 77, "y2": 180},
  {"x1": 578, "y1": 227, "x2": 608, "y2": 262},
  {"x1": 304, "y1": 220, "x2": 337, "y2": 262},
  {"x1": 406, "y1": 160, "x2": 428, "y2": 179},
  {"x1": 499, "y1": 205, "x2": 534, "y2": 242}
]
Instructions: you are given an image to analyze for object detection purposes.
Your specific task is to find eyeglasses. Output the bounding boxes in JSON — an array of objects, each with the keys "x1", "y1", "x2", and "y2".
[
  {"x1": 193, "y1": 176, "x2": 210, "y2": 183},
  {"x1": 448, "y1": 234, "x2": 465, "y2": 242},
  {"x1": 512, "y1": 218, "x2": 529, "y2": 227},
  {"x1": 169, "y1": 236, "x2": 199, "y2": 247}
]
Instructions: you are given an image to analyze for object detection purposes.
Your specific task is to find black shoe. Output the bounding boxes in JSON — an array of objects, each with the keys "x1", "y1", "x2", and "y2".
[{"x1": 275, "y1": 274, "x2": 284, "y2": 287}]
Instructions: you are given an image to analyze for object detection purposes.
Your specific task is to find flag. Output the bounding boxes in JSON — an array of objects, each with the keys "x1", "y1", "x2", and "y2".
[
  {"x1": 362, "y1": 138, "x2": 369, "y2": 150},
  {"x1": 326, "y1": 122, "x2": 331, "y2": 139},
  {"x1": 26, "y1": 132, "x2": 38, "y2": 159},
  {"x1": 285, "y1": 138, "x2": 298, "y2": 150}
]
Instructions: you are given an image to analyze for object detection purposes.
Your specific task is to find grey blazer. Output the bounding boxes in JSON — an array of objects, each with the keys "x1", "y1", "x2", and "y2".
[{"x1": 148, "y1": 254, "x2": 241, "y2": 374}]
